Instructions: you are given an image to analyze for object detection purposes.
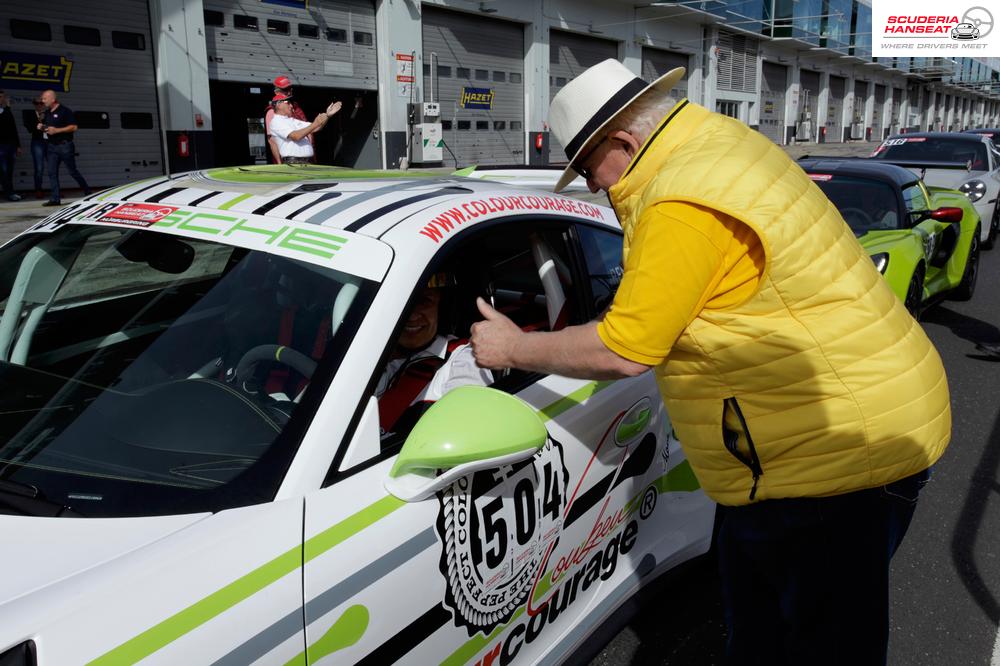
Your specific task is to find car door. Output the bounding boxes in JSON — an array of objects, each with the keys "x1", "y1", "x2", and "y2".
[
  {"x1": 298, "y1": 215, "x2": 713, "y2": 666},
  {"x1": 904, "y1": 181, "x2": 955, "y2": 287}
]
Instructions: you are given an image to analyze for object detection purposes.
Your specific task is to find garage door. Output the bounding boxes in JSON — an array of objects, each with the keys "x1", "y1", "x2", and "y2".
[
  {"x1": 2, "y1": 1, "x2": 162, "y2": 190},
  {"x1": 799, "y1": 69, "x2": 820, "y2": 141},
  {"x1": 549, "y1": 29, "x2": 618, "y2": 163},
  {"x1": 760, "y1": 61, "x2": 787, "y2": 145},
  {"x1": 852, "y1": 80, "x2": 867, "y2": 140},
  {"x1": 422, "y1": 7, "x2": 524, "y2": 166},
  {"x1": 891, "y1": 87, "x2": 902, "y2": 133},
  {"x1": 827, "y1": 75, "x2": 846, "y2": 142},
  {"x1": 641, "y1": 47, "x2": 689, "y2": 99},
  {"x1": 872, "y1": 84, "x2": 886, "y2": 140},
  {"x1": 204, "y1": 0, "x2": 377, "y2": 91}
]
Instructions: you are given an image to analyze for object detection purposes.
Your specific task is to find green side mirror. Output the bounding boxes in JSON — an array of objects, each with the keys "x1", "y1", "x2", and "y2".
[{"x1": 384, "y1": 386, "x2": 547, "y2": 502}]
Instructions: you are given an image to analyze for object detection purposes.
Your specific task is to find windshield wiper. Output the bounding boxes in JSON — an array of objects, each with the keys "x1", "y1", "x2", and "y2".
[{"x1": 0, "y1": 479, "x2": 83, "y2": 517}]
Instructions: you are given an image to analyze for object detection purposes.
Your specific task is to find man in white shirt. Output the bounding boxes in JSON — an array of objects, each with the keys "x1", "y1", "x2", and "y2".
[
  {"x1": 376, "y1": 277, "x2": 492, "y2": 440},
  {"x1": 269, "y1": 93, "x2": 342, "y2": 164}
]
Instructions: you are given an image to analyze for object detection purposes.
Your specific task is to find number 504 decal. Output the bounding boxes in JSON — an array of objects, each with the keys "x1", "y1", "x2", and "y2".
[{"x1": 436, "y1": 437, "x2": 569, "y2": 636}]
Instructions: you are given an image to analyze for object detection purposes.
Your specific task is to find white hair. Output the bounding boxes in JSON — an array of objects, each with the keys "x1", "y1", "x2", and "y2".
[{"x1": 602, "y1": 89, "x2": 678, "y2": 147}]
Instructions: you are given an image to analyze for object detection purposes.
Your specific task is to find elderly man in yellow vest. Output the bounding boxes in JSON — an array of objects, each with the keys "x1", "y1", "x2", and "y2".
[{"x1": 469, "y1": 59, "x2": 949, "y2": 665}]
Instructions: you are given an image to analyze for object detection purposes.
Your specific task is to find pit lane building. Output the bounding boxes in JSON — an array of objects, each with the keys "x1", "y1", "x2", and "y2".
[{"x1": 1, "y1": 0, "x2": 999, "y2": 190}]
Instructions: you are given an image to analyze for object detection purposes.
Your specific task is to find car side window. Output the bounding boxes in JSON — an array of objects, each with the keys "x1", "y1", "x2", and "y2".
[
  {"x1": 373, "y1": 220, "x2": 578, "y2": 452},
  {"x1": 576, "y1": 223, "x2": 624, "y2": 315},
  {"x1": 902, "y1": 184, "x2": 929, "y2": 215}
]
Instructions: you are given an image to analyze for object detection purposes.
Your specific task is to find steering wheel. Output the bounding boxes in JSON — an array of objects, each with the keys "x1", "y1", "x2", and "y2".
[
  {"x1": 839, "y1": 207, "x2": 875, "y2": 229},
  {"x1": 234, "y1": 344, "x2": 317, "y2": 392}
]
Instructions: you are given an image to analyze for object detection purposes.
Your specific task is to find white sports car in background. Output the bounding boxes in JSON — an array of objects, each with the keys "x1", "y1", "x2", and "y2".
[
  {"x1": 0, "y1": 166, "x2": 714, "y2": 665},
  {"x1": 871, "y1": 131, "x2": 1000, "y2": 248}
]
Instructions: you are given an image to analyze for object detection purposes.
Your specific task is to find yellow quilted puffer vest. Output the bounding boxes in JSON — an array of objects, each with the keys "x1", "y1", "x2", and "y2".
[{"x1": 609, "y1": 100, "x2": 950, "y2": 506}]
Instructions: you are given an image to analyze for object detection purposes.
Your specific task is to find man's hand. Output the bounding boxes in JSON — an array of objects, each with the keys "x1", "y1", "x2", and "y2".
[
  {"x1": 470, "y1": 297, "x2": 523, "y2": 370},
  {"x1": 326, "y1": 101, "x2": 343, "y2": 115}
]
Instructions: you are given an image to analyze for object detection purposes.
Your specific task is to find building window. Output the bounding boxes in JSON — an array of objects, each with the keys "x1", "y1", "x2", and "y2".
[
  {"x1": 441, "y1": 120, "x2": 452, "y2": 130},
  {"x1": 493, "y1": 71, "x2": 506, "y2": 82},
  {"x1": 112, "y1": 31, "x2": 146, "y2": 50},
  {"x1": 511, "y1": 120, "x2": 522, "y2": 130},
  {"x1": 10, "y1": 19, "x2": 51, "y2": 41},
  {"x1": 298, "y1": 24, "x2": 319, "y2": 39},
  {"x1": 75, "y1": 111, "x2": 110, "y2": 129},
  {"x1": 234, "y1": 15, "x2": 258, "y2": 31},
  {"x1": 555, "y1": 76, "x2": 567, "y2": 87},
  {"x1": 494, "y1": 121, "x2": 506, "y2": 131},
  {"x1": 457, "y1": 67, "x2": 470, "y2": 79},
  {"x1": 476, "y1": 121, "x2": 489, "y2": 130},
  {"x1": 204, "y1": 10, "x2": 224, "y2": 27},
  {"x1": 475, "y1": 69, "x2": 489, "y2": 81},
  {"x1": 64, "y1": 25, "x2": 101, "y2": 46},
  {"x1": 353, "y1": 31, "x2": 373, "y2": 46},
  {"x1": 267, "y1": 20, "x2": 289, "y2": 35},
  {"x1": 121, "y1": 112, "x2": 154, "y2": 130},
  {"x1": 437, "y1": 65, "x2": 451, "y2": 78},
  {"x1": 510, "y1": 72, "x2": 522, "y2": 84},
  {"x1": 325, "y1": 28, "x2": 346, "y2": 42},
  {"x1": 457, "y1": 120, "x2": 471, "y2": 130}
]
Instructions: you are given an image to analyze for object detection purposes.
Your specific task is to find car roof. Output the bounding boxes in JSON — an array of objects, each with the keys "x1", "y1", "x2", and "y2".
[
  {"x1": 797, "y1": 158, "x2": 919, "y2": 188},
  {"x1": 883, "y1": 131, "x2": 987, "y2": 143},
  {"x1": 81, "y1": 166, "x2": 619, "y2": 240}
]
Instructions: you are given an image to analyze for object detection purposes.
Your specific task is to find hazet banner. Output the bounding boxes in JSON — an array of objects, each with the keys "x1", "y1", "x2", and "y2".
[
  {"x1": 0, "y1": 51, "x2": 74, "y2": 92},
  {"x1": 460, "y1": 87, "x2": 495, "y2": 110}
]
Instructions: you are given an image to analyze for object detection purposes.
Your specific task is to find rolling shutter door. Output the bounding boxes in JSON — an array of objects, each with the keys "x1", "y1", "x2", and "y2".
[
  {"x1": 204, "y1": 0, "x2": 377, "y2": 90},
  {"x1": 641, "y1": 48, "x2": 689, "y2": 99},
  {"x1": 549, "y1": 30, "x2": 618, "y2": 163},
  {"x1": 872, "y1": 84, "x2": 886, "y2": 140},
  {"x1": 891, "y1": 87, "x2": 902, "y2": 133},
  {"x1": 760, "y1": 61, "x2": 787, "y2": 144},
  {"x1": 2, "y1": 1, "x2": 161, "y2": 190},
  {"x1": 799, "y1": 69, "x2": 820, "y2": 140},
  {"x1": 422, "y1": 7, "x2": 524, "y2": 166},
  {"x1": 827, "y1": 76, "x2": 846, "y2": 142}
]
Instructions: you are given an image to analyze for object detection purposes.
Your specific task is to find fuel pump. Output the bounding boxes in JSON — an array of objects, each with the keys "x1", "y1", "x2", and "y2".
[{"x1": 409, "y1": 102, "x2": 443, "y2": 163}]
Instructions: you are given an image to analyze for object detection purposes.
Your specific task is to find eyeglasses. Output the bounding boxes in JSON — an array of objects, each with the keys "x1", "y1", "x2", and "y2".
[{"x1": 572, "y1": 137, "x2": 607, "y2": 181}]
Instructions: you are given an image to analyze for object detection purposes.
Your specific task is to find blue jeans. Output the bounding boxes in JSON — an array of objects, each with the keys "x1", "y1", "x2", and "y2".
[
  {"x1": 30, "y1": 138, "x2": 47, "y2": 191},
  {"x1": 717, "y1": 468, "x2": 930, "y2": 666},
  {"x1": 0, "y1": 143, "x2": 15, "y2": 198},
  {"x1": 47, "y1": 141, "x2": 89, "y2": 203}
]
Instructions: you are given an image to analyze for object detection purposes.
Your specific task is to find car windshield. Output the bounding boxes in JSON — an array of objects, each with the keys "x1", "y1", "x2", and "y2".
[
  {"x1": 872, "y1": 137, "x2": 988, "y2": 170},
  {"x1": 812, "y1": 176, "x2": 902, "y2": 233},
  {"x1": 0, "y1": 225, "x2": 375, "y2": 518}
]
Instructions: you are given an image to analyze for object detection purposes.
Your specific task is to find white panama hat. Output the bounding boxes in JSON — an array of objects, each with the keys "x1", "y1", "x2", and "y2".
[{"x1": 549, "y1": 58, "x2": 685, "y2": 192}]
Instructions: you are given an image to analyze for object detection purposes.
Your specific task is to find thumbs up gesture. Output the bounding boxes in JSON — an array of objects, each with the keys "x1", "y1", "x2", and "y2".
[{"x1": 470, "y1": 297, "x2": 522, "y2": 370}]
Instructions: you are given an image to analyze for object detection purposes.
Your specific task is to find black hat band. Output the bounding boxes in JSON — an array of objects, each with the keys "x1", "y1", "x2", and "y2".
[{"x1": 564, "y1": 77, "x2": 648, "y2": 161}]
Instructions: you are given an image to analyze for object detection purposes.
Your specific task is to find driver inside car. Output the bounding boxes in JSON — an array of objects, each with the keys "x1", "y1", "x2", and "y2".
[{"x1": 375, "y1": 272, "x2": 492, "y2": 441}]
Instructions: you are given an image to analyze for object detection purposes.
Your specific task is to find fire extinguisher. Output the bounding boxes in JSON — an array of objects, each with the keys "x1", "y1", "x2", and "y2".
[
  {"x1": 534, "y1": 132, "x2": 544, "y2": 151},
  {"x1": 177, "y1": 132, "x2": 190, "y2": 158}
]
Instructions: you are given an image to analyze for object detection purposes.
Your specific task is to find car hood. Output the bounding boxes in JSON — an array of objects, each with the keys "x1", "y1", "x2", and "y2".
[
  {"x1": 857, "y1": 230, "x2": 912, "y2": 254},
  {"x1": 0, "y1": 512, "x2": 207, "y2": 605}
]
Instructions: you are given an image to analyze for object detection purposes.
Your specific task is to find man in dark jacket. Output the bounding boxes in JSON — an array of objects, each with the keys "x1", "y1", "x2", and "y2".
[{"x1": 0, "y1": 90, "x2": 22, "y2": 201}]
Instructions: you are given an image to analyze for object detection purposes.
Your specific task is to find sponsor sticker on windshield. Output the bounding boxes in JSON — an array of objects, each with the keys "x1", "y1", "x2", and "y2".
[
  {"x1": 100, "y1": 203, "x2": 180, "y2": 227},
  {"x1": 808, "y1": 174, "x2": 833, "y2": 181}
]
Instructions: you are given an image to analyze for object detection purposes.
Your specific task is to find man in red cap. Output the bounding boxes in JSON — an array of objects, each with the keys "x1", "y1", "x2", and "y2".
[
  {"x1": 265, "y1": 75, "x2": 310, "y2": 164},
  {"x1": 269, "y1": 93, "x2": 341, "y2": 164}
]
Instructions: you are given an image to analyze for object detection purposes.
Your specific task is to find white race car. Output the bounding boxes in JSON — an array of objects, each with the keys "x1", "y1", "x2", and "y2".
[
  {"x1": 871, "y1": 132, "x2": 1000, "y2": 248},
  {"x1": 0, "y1": 166, "x2": 714, "y2": 665}
]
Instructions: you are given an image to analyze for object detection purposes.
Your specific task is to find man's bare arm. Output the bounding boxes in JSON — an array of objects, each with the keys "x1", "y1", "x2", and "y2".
[{"x1": 469, "y1": 298, "x2": 650, "y2": 380}]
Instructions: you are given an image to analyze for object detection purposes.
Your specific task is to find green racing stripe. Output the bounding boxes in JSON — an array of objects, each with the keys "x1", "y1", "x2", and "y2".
[{"x1": 86, "y1": 381, "x2": 634, "y2": 664}]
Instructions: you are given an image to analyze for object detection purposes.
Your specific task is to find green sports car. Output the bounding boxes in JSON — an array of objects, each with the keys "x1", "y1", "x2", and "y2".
[{"x1": 799, "y1": 158, "x2": 980, "y2": 317}]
